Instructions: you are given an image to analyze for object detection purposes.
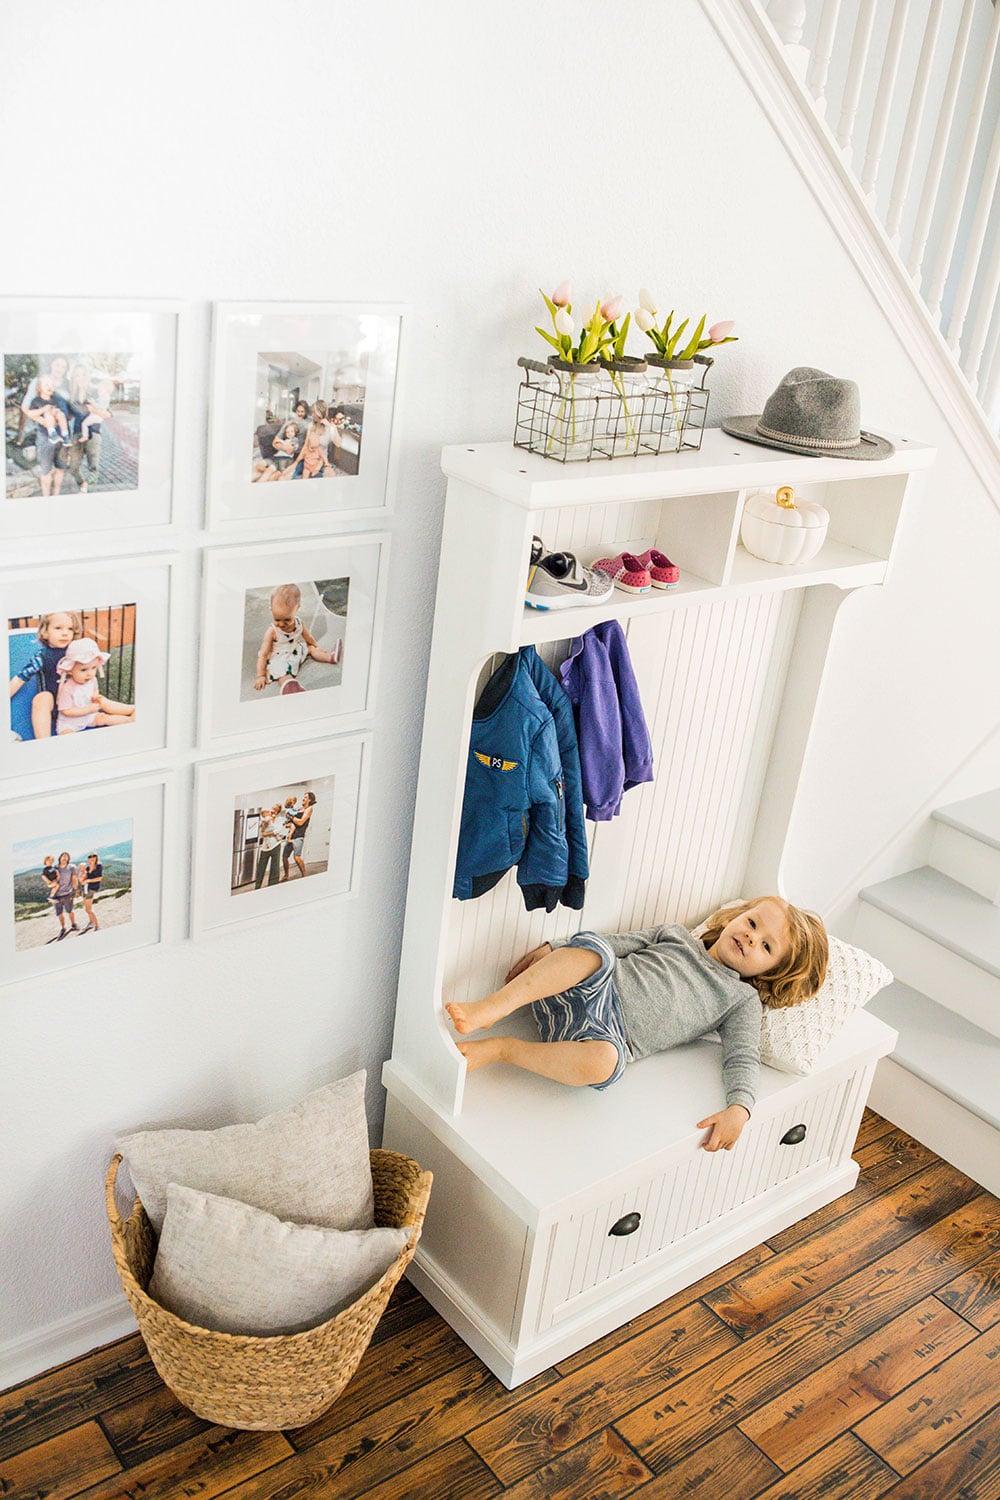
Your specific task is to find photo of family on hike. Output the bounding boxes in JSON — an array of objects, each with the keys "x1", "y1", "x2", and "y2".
[
  {"x1": 251, "y1": 346, "x2": 367, "y2": 485},
  {"x1": 240, "y1": 578, "x2": 348, "y2": 702},
  {"x1": 12, "y1": 818, "x2": 133, "y2": 952},
  {"x1": 7, "y1": 604, "x2": 137, "y2": 744},
  {"x1": 4, "y1": 351, "x2": 140, "y2": 501},
  {"x1": 231, "y1": 775, "x2": 334, "y2": 896}
]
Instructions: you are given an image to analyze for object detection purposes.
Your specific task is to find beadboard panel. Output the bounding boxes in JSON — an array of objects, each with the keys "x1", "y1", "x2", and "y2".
[{"x1": 444, "y1": 591, "x2": 800, "y2": 1006}]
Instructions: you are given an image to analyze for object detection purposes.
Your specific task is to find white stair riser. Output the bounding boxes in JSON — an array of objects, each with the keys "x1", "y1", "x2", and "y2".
[
  {"x1": 930, "y1": 821, "x2": 1000, "y2": 904},
  {"x1": 868, "y1": 1058, "x2": 1000, "y2": 1197},
  {"x1": 855, "y1": 903, "x2": 1000, "y2": 1040}
]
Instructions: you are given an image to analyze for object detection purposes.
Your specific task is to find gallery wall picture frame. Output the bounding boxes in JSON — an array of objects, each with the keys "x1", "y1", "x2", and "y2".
[
  {"x1": 198, "y1": 533, "x2": 387, "y2": 750},
  {"x1": 1, "y1": 553, "x2": 177, "y2": 783},
  {"x1": 0, "y1": 298, "x2": 181, "y2": 542},
  {"x1": 191, "y1": 734, "x2": 369, "y2": 939},
  {"x1": 0, "y1": 773, "x2": 166, "y2": 985},
  {"x1": 207, "y1": 301, "x2": 403, "y2": 531}
]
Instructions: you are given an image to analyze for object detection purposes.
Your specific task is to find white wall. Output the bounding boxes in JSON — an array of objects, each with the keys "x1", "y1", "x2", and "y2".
[{"x1": 2, "y1": 0, "x2": 998, "y2": 1380}]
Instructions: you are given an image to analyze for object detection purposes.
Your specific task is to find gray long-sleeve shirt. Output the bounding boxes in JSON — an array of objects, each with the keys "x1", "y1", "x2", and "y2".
[{"x1": 602, "y1": 923, "x2": 763, "y2": 1112}]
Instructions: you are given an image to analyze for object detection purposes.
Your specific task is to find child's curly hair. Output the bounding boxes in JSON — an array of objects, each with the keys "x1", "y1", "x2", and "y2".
[{"x1": 699, "y1": 897, "x2": 828, "y2": 1009}]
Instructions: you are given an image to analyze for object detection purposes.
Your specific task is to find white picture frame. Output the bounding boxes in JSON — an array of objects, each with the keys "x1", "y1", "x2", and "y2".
[
  {"x1": 2, "y1": 553, "x2": 175, "y2": 782},
  {"x1": 198, "y1": 534, "x2": 385, "y2": 749},
  {"x1": 207, "y1": 301, "x2": 402, "y2": 531},
  {"x1": 1, "y1": 774, "x2": 166, "y2": 984},
  {"x1": 0, "y1": 298, "x2": 180, "y2": 541},
  {"x1": 191, "y1": 735, "x2": 368, "y2": 939}
]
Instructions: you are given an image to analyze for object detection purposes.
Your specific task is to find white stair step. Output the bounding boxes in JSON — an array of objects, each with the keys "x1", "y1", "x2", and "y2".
[
  {"x1": 856, "y1": 867, "x2": 1000, "y2": 1038},
  {"x1": 868, "y1": 980, "x2": 1000, "y2": 1133},
  {"x1": 931, "y1": 790, "x2": 1000, "y2": 903}
]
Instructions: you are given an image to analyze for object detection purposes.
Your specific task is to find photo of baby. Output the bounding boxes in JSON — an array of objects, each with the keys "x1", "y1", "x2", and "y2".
[
  {"x1": 240, "y1": 579, "x2": 348, "y2": 702},
  {"x1": 4, "y1": 352, "x2": 140, "y2": 501},
  {"x1": 250, "y1": 345, "x2": 366, "y2": 484},
  {"x1": 7, "y1": 604, "x2": 137, "y2": 744},
  {"x1": 12, "y1": 818, "x2": 133, "y2": 951},
  {"x1": 230, "y1": 775, "x2": 334, "y2": 896}
]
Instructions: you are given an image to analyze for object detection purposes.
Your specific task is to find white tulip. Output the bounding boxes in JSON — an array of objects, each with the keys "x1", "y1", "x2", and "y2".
[
  {"x1": 638, "y1": 286, "x2": 658, "y2": 314},
  {"x1": 554, "y1": 308, "x2": 574, "y2": 337},
  {"x1": 635, "y1": 307, "x2": 657, "y2": 333}
]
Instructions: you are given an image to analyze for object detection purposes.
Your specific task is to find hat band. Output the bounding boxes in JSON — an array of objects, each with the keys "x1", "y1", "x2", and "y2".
[{"x1": 756, "y1": 420, "x2": 860, "y2": 451}]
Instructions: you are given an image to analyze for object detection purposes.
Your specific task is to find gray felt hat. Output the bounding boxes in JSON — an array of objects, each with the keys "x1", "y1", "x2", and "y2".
[{"x1": 722, "y1": 366, "x2": 894, "y2": 460}]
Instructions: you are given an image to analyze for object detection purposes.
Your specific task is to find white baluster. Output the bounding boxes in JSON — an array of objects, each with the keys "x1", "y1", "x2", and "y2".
[
  {"x1": 956, "y1": 189, "x2": 1000, "y2": 388},
  {"x1": 886, "y1": 0, "x2": 944, "y2": 242},
  {"x1": 766, "y1": 0, "x2": 809, "y2": 81},
  {"x1": 907, "y1": 0, "x2": 976, "y2": 282},
  {"x1": 837, "y1": 0, "x2": 877, "y2": 157},
  {"x1": 979, "y1": 311, "x2": 1000, "y2": 420},
  {"x1": 861, "y1": 0, "x2": 911, "y2": 199},
  {"x1": 924, "y1": 1, "x2": 1000, "y2": 320},
  {"x1": 807, "y1": 0, "x2": 843, "y2": 115}
]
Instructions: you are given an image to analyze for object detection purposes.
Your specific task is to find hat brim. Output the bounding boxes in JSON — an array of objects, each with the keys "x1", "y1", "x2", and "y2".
[{"x1": 721, "y1": 415, "x2": 895, "y2": 461}]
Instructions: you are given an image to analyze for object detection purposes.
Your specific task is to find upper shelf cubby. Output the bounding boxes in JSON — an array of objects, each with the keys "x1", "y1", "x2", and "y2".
[{"x1": 441, "y1": 430, "x2": 935, "y2": 649}]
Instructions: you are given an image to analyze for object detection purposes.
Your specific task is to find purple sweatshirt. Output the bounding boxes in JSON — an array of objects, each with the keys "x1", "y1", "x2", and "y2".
[{"x1": 559, "y1": 620, "x2": 654, "y2": 820}]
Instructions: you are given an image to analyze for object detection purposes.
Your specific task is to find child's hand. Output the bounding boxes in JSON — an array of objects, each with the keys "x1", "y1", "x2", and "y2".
[
  {"x1": 254, "y1": 674, "x2": 267, "y2": 691},
  {"x1": 696, "y1": 1105, "x2": 750, "y2": 1152},
  {"x1": 505, "y1": 942, "x2": 552, "y2": 983}
]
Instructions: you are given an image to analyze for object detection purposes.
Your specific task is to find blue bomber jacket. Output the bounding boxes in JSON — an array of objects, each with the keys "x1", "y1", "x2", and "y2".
[{"x1": 453, "y1": 649, "x2": 589, "y2": 910}]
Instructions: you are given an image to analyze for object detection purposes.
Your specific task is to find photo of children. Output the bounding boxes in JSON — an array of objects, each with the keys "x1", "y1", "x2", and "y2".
[
  {"x1": 230, "y1": 776, "x2": 334, "y2": 896},
  {"x1": 12, "y1": 818, "x2": 133, "y2": 951},
  {"x1": 4, "y1": 352, "x2": 140, "y2": 500},
  {"x1": 250, "y1": 344, "x2": 366, "y2": 484},
  {"x1": 7, "y1": 605, "x2": 137, "y2": 743},
  {"x1": 240, "y1": 579, "x2": 347, "y2": 702}
]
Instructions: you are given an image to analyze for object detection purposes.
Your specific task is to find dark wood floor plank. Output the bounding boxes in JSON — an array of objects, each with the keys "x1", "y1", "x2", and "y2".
[
  {"x1": 705, "y1": 1161, "x2": 982, "y2": 1336},
  {"x1": 289, "y1": 1313, "x2": 479, "y2": 1448},
  {"x1": 226, "y1": 1362, "x2": 559, "y2": 1500},
  {"x1": 339, "y1": 1438, "x2": 502, "y2": 1500},
  {"x1": 751, "y1": 1432, "x2": 896, "y2": 1500},
  {"x1": 616, "y1": 1194, "x2": 1000, "y2": 1470},
  {"x1": 764, "y1": 1178, "x2": 879, "y2": 1254},
  {"x1": 466, "y1": 1302, "x2": 737, "y2": 1486},
  {"x1": 0, "y1": 1421, "x2": 120, "y2": 1500},
  {"x1": 854, "y1": 1109, "x2": 901, "y2": 1151},
  {"x1": 499, "y1": 1427, "x2": 652, "y2": 1500},
  {"x1": 936, "y1": 1247, "x2": 1000, "y2": 1332},
  {"x1": 854, "y1": 1324, "x2": 1000, "y2": 1473},
  {"x1": 875, "y1": 1406, "x2": 1000, "y2": 1498},
  {"x1": 97, "y1": 1383, "x2": 210, "y2": 1469},
  {"x1": 630, "y1": 1424, "x2": 781, "y2": 1498},
  {"x1": 367, "y1": 1277, "x2": 437, "y2": 1348},
  {"x1": 554, "y1": 1243, "x2": 774, "y2": 1376},
  {"x1": 739, "y1": 1295, "x2": 976, "y2": 1470},
  {"x1": 0, "y1": 1335, "x2": 161, "y2": 1462},
  {"x1": 66, "y1": 1427, "x2": 294, "y2": 1500}
]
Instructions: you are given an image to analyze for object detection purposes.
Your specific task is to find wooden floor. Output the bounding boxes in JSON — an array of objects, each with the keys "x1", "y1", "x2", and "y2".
[{"x1": 3, "y1": 1110, "x2": 1000, "y2": 1500}]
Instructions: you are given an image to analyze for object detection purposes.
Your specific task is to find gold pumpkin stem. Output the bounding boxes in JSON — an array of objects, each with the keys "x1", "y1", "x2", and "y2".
[{"x1": 776, "y1": 485, "x2": 796, "y2": 509}]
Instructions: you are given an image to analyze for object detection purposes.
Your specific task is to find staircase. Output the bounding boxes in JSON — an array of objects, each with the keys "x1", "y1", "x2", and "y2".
[{"x1": 854, "y1": 789, "x2": 1000, "y2": 1196}]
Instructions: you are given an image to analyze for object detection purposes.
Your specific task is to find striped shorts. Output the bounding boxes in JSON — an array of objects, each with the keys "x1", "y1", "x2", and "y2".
[{"x1": 531, "y1": 932, "x2": 632, "y2": 1091}]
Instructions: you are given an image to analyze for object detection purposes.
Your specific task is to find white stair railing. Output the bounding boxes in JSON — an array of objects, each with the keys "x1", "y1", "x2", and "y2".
[{"x1": 765, "y1": 0, "x2": 1000, "y2": 426}]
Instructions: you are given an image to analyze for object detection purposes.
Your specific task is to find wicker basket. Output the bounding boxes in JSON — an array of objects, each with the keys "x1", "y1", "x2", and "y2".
[{"x1": 106, "y1": 1148, "x2": 432, "y2": 1431}]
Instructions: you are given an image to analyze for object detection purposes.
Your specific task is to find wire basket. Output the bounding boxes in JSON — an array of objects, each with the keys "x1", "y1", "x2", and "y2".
[{"x1": 514, "y1": 355, "x2": 711, "y2": 463}]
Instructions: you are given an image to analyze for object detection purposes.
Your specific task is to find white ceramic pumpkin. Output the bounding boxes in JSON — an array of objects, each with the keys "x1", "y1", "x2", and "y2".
[{"x1": 739, "y1": 486, "x2": 830, "y2": 566}]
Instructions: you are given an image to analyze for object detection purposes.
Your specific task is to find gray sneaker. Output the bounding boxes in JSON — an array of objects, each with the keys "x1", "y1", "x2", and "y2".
[{"x1": 526, "y1": 548, "x2": 614, "y2": 611}]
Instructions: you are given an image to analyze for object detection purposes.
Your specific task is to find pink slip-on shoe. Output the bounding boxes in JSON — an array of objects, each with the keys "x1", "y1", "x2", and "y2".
[
  {"x1": 633, "y1": 548, "x2": 680, "y2": 589},
  {"x1": 591, "y1": 552, "x2": 651, "y2": 594}
]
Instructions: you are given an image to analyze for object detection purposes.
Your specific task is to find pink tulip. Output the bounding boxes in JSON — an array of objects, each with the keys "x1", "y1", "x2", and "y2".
[
  {"x1": 601, "y1": 295, "x2": 625, "y2": 323},
  {"x1": 551, "y1": 280, "x2": 572, "y2": 307},
  {"x1": 709, "y1": 320, "x2": 735, "y2": 342}
]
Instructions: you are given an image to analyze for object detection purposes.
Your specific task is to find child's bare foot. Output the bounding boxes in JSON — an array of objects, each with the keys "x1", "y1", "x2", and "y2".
[
  {"x1": 446, "y1": 995, "x2": 510, "y2": 1034},
  {"x1": 456, "y1": 1037, "x2": 508, "y2": 1071}
]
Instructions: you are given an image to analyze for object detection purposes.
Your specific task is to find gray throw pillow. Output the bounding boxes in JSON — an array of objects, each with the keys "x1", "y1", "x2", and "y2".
[
  {"x1": 117, "y1": 1071, "x2": 374, "y2": 1234},
  {"x1": 148, "y1": 1183, "x2": 408, "y2": 1336}
]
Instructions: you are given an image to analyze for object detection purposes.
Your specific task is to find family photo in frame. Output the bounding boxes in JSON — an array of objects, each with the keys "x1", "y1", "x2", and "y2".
[
  {"x1": 0, "y1": 300, "x2": 179, "y2": 540},
  {"x1": 208, "y1": 302, "x2": 401, "y2": 529}
]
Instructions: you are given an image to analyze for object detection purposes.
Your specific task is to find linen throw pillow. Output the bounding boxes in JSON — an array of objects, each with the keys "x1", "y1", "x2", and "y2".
[
  {"x1": 690, "y1": 907, "x2": 893, "y2": 1074},
  {"x1": 117, "y1": 1071, "x2": 374, "y2": 1234},
  {"x1": 148, "y1": 1184, "x2": 409, "y2": 1336}
]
